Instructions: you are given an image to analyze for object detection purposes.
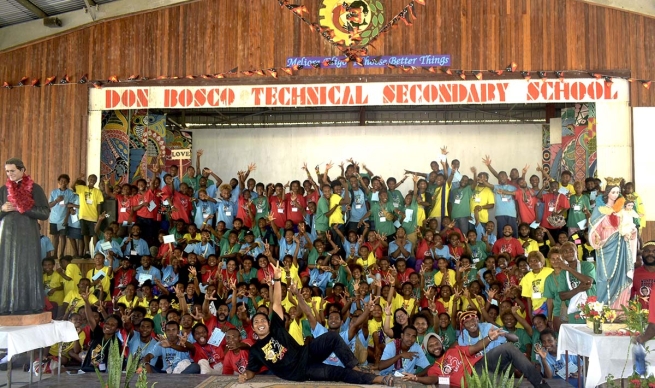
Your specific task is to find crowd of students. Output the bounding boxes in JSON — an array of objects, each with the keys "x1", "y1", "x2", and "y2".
[{"x1": 36, "y1": 148, "x2": 649, "y2": 387}]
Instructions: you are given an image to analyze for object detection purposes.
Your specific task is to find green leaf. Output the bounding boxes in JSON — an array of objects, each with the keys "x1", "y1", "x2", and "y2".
[
  {"x1": 372, "y1": 15, "x2": 378, "y2": 26},
  {"x1": 369, "y1": 3, "x2": 376, "y2": 12},
  {"x1": 378, "y1": 13, "x2": 384, "y2": 25},
  {"x1": 361, "y1": 29, "x2": 372, "y2": 37},
  {"x1": 377, "y1": 1, "x2": 384, "y2": 11},
  {"x1": 372, "y1": 27, "x2": 379, "y2": 37},
  {"x1": 361, "y1": 37, "x2": 370, "y2": 46}
]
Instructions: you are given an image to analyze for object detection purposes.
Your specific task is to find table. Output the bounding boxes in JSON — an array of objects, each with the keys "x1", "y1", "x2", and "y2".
[
  {"x1": 557, "y1": 324, "x2": 655, "y2": 388},
  {"x1": 0, "y1": 321, "x2": 78, "y2": 388}
]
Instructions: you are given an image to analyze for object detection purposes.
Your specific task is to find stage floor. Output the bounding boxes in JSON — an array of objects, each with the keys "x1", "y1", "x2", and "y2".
[{"x1": 6, "y1": 372, "x2": 576, "y2": 388}]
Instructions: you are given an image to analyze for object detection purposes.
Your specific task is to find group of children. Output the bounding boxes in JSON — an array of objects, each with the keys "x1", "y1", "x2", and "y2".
[{"x1": 37, "y1": 151, "x2": 647, "y2": 386}]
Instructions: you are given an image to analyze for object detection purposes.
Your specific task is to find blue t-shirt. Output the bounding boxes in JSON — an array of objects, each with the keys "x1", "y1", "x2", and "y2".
[
  {"x1": 193, "y1": 200, "x2": 217, "y2": 229},
  {"x1": 493, "y1": 184, "x2": 517, "y2": 217},
  {"x1": 148, "y1": 342, "x2": 191, "y2": 370},
  {"x1": 48, "y1": 188, "x2": 75, "y2": 225},
  {"x1": 215, "y1": 198, "x2": 236, "y2": 229},
  {"x1": 136, "y1": 266, "x2": 162, "y2": 283},
  {"x1": 68, "y1": 194, "x2": 81, "y2": 229},
  {"x1": 40, "y1": 236, "x2": 54, "y2": 259},
  {"x1": 121, "y1": 238, "x2": 150, "y2": 257},
  {"x1": 278, "y1": 240, "x2": 297, "y2": 262},
  {"x1": 159, "y1": 172, "x2": 180, "y2": 191},
  {"x1": 350, "y1": 188, "x2": 367, "y2": 223},
  {"x1": 311, "y1": 323, "x2": 354, "y2": 368},
  {"x1": 458, "y1": 322, "x2": 506, "y2": 351},
  {"x1": 128, "y1": 334, "x2": 158, "y2": 356},
  {"x1": 94, "y1": 239, "x2": 123, "y2": 267},
  {"x1": 192, "y1": 242, "x2": 216, "y2": 257},
  {"x1": 309, "y1": 270, "x2": 332, "y2": 294},
  {"x1": 389, "y1": 240, "x2": 413, "y2": 260},
  {"x1": 161, "y1": 266, "x2": 179, "y2": 289},
  {"x1": 539, "y1": 352, "x2": 579, "y2": 386},
  {"x1": 380, "y1": 341, "x2": 430, "y2": 376}
]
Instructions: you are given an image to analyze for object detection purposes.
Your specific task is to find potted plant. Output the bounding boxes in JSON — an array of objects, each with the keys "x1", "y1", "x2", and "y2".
[
  {"x1": 94, "y1": 340, "x2": 155, "y2": 388},
  {"x1": 463, "y1": 357, "x2": 522, "y2": 387}
]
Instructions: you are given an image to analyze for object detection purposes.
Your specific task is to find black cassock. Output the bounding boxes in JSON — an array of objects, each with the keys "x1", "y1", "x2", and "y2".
[{"x1": 0, "y1": 182, "x2": 50, "y2": 315}]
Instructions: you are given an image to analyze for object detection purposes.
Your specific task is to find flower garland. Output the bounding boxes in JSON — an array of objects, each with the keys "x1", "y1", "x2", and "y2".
[{"x1": 6, "y1": 174, "x2": 35, "y2": 213}]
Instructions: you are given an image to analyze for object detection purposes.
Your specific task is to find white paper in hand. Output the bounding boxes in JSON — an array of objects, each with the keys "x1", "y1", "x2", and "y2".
[
  {"x1": 92, "y1": 270, "x2": 106, "y2": 281},
  {"x1": 577, "y1": 219, "x2": 587, "y2": 229},
  {"x1": 207, "y1": 328, "x2": 226, "y2": 346},
  {"x1": 147, "y1": 200, "x2": 157, "y2": 212},
  {"x1": 558, "y1": 187, "x2": 570, "y2": 195},
  {"x1": 70, "y1": 214, "x2": 79, "y2": 223},
  {"x1": 100, "y1": 241, "x2": 112, "y2": 251},
  {"x1": 162, "y1": 234, "x2": 176, "y2": 244},
  {"x1": 530, "y1": 221, "x2": 540, "y2": 229},
  {"x1": 138, "y1": 273, "x2": 153, "y2": 285}
]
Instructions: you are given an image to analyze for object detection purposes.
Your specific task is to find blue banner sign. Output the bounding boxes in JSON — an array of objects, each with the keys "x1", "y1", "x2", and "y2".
[{"x1": 286, "y1": 54, "x2": 451, "y2": 69}]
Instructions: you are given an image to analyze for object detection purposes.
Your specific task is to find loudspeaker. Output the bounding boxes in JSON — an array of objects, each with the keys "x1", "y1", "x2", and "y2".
[{"x1": 43, "y1": 17, "x2": 62, "y2": 28}]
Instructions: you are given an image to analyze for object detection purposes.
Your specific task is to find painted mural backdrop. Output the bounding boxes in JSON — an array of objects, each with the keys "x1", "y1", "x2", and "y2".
[
  {"x1": 100, "y1": 110, "x2": 192, "y2": 185},
  {"x1": 542, "y1": 103, "x2": 597, "y2": 182}
]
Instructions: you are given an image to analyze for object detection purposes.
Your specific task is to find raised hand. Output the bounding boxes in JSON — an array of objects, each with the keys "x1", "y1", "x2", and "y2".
[
  {"x1": 440, "y1": 146, "x2": 449, "y2": 155},
  {"x1": 248, "y1": 163, "x2": 257, "y2": 172},
  {"x1": 267, "y1": 212, "x2": 276, "y2": 222},
  {"x1": 197, "y1": 149, "x2": 204, "y2": 157},
  {"x1": 158, "y1": 334, "x2": 171, "y2": 348},
  {"x1": 482, "y1": 155, "x2": 492, "y2": 166},
  {"x1": 412, "y1": 174, "x2": 419, "y2": 183},
  {"x1": 522, "y1": 164, "x2": 530, "y2": 174},
  {"x1": 302, "y1": 162, "x2": 308, "y2": 171},
  {"x1": 325, "y1": 161, "x2": 334, "y2": 171},
  {"x1": 205, "y1": 289, "x2": 217, "y2": 301}
]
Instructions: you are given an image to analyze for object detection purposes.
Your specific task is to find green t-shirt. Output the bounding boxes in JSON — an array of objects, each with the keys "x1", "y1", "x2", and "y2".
[
  {"x1": 315, "y1": 197, "x2": 330, "y2": 233},
  {"x1": 503, "y1": 327, "x2": 532, "y2": 354},
  {"x1": 461, "y1": 268, "x2": 478, "y2": 288},
  {"x1": 567, "y1": 194, "x2": 592, "y2": 227},
  {"x1": 182, "y1": 176, "x2": 199, "y2": 192},
  {"x1": 388, "y1": 189, "x2": 404, "y2": 210},
  {"x1": 401, "y1": 199, "x2": 419, "y2": 234},
  {"x1": 307, "y1": 248, "x2": 329, "y2": 267},
  {"x1": 220, "y1": 240, "x2": 240, "y2": 258},
  {"x1": 469, "y1": 241, "x2": 489, "y2": 267},
  {"x1": 438, "y1": 325, "x2": 457, "y2": 350},
  {"x1": 556, "y1": 262, "x2": 596, "y2": 324},
  {"x1": 451, "y1": 185, "x2": 473, "y2": 219},
  {"x1": 543, "y1": 272, "x2": 562, "y2": 317},
  {"x1": 371, "y1": 200, "x2": 396, "y2": 236},
  {"x1": 252, "y1": 196, "x2": 270, "y2": 221}
]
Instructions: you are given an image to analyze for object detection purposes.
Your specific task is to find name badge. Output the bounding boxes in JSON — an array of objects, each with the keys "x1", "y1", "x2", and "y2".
[
  {"x1": 393, "y1": 203, "x2": 399, "y2": 208},
  {"x1": 548, "y1": 206, "x2": 555, "y2": 212},
  {"x1": 532, "y1": 292, "x2": 542, "y2": 299},
  {"x1": 472, "y1": 258, "x2": 480, "y2": 263},
  {"x1": 502, "y1": 197, "x2": 509, "y2": 202},
  {"x1": 225, "y1": 211, "x2": 232, "y2": 216},
  {"x1": 475, "y1": 197, "x2": 481, "y2": 203},
  {"x1": 454, "y1": 199, "x2": 461, "y2": 204},
  {"x1": 59, "y1": 200, "x2": 65, "y2": 206},
  {"x1": 277, "y1": 208, "x2": 284, "y2": 213},
  {"x1": 257, "y1": 209, "x2": 263, "y2": 213},
  {"x1": 292, "y1": 207, "x2": 298, "y2": 212},
  {"x1": 379, "y1": 217, "x2": 386, "y2": 223},
  {"x1": 573, "y1": 205, "x2": 581, "y2": 211},
  {"x1": 355, "y1": 204, "x2": 362, "y2": 209},
  {"x1": 439, "y1": 377, "x2": 450, "y2": 385},
  {"x1": 130, "y1": 250, "x2": 137, "y2": 256},
  {"x1": 99, "y1": 363, "x2": 107, "y2": 372},
  {"x1": 86, "y1": 198, "x2": 93, "y2": 204},
  {"x1": 120, "y1": 207, "x2": 127, "y2": 213}
]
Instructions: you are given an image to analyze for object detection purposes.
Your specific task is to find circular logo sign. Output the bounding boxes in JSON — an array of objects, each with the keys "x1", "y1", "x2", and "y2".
[{"x1": 319, "y1": 0, "x2": 384, "y2": 47}]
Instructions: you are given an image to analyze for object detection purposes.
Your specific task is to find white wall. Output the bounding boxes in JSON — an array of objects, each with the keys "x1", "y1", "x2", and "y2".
[
  {"x1": 191, "y1": 124, "x2": 543, "y2": 194},
  {"x1": 633, "y1": 108, "x2": 654, "y2": 221},
  {"x1": 596, "y1": 100, "x2": 633, "y2": 182}
]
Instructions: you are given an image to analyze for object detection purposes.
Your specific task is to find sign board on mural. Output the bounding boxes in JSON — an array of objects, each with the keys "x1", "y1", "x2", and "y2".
[
  {"x1": 285, "y1": 55, "x2": 451, "y2": 69},
  {"x1": 91, "y1": 79, "x2": 629, "y2": 110},
  {"x1": 170, "y1": 149, "x2": 191, "y2": 160}
]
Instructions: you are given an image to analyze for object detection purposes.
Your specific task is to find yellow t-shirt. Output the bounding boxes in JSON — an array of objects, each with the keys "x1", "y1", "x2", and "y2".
[
  {"x1": 519, "y1": 267, "x2": 554, "y2": 311},
  {"x1": 496, "y1": 310, "x2": 526, "y2": 329},
  {"x1": 461, "y1": 296, "x2": 483, "y2": 312},
  {"x1": 75, "y1": 185, "x2": 104, "y2": 222},
  {"x1": 289, "y1": 319, "x2": 305, "y2": 345},
  {"x1": 470, "y1": 187, "x2": 495, "y2": 224},
  {"x1": 63, "y1": 264, "x2": 82, "y2": 297},
  {"x1": 117, "y1": 295, "x2": 149, "y2": 309},
  {"x1": 328, "y1": 194, "x2": 344, "y2": 225},
  {"x1": 63, "y1": 290, "x2": 99, "y2": 310},
  {"x1": 368, "y1": 319, "x2": 383, "y2": 345},
  {"x1": 44, "y1": 271, "x2": 65, "y2": 305},
  {"x1": 355, "y1": 253, "x2": 377, "y2": 268},
  {"x1": 429, "y1": 183, "x2": 452, "y2": 218},
  {"x1": 417, "y1": 193, "x2": 427, "y2": 229},
  {"x1": 281, "y1": 294, "x2": 295, "y2": 313},
  {"x1": 433, "y1": 269, "x2": 457, "y2": 287},
  {"x1": 518, "y1": 237, "x2": 539, "y2": 255},
  {"x1": 281, "y1": 263, "x2": 302, "y2": 288},
  {"x1": 392, "y1": 293, "x2": 417, "y2": 315},
  {"x1": 87, "y1": 267, "x2": 112, "y2": 301},
  {"x1": 438, "y1": 297, "x2": 456, "y2": 313},
  {"x1": 49, "y1": 330, "x2": 85, "y2": 357},
  {"x1": 183, "y1": 233, "x2": 202, "y2": 243}
]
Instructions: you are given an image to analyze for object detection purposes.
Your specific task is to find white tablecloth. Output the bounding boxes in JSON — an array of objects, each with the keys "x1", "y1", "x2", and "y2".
[
  {"x1": 0, "y1": 321, "x2": 78, "y2": 359},
  {"x1": 557, "y1": 324, "x2": 655, "y2": 388}
]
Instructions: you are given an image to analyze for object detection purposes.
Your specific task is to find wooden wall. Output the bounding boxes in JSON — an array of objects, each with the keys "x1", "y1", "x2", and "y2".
[{"x1": 0, "y1": 0, "x2": 653, "y2": 241}]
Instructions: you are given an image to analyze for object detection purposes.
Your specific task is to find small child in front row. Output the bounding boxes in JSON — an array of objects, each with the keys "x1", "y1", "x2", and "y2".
[{"x1": 535, "y1": 328, "x2": 580, "y2": 387}]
